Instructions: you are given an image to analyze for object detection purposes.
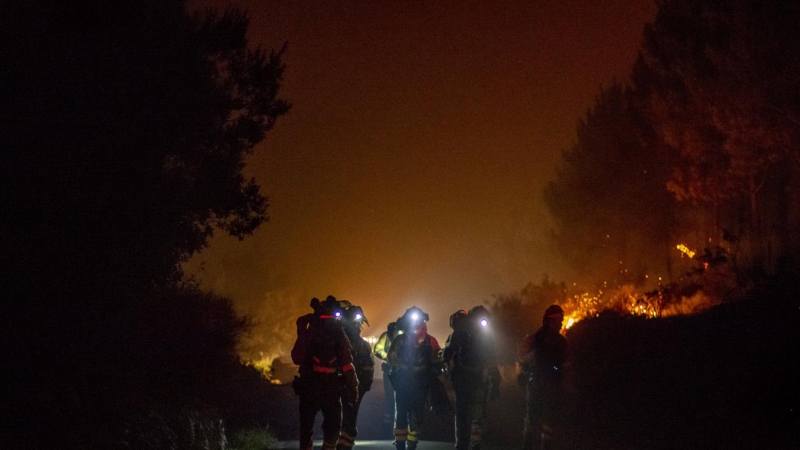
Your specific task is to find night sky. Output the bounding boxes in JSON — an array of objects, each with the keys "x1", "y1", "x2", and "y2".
[{"x1": 184, "y1": 0, "x2": 658, "y2": 342}]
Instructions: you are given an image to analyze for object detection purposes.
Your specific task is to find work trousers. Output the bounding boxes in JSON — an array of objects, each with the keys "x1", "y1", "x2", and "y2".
[
  {"x1": 522, "y1": 379, "x2": 559, "y2": 450},
  {"x1": 453, "y1": 378, "x2": 488, "y2": 450},
  {"x1": 299, "y1": 373, "x2": 342, "y2": 450},
  {"x1": 338, "y1": 389, "x2": 367, "y2": 449},
  {"x1": 382, "y1": 363, "x2": 396, "y2": 424},
  {"x1": 392, "y1": 372, "x2": 429, "y2": 450}
]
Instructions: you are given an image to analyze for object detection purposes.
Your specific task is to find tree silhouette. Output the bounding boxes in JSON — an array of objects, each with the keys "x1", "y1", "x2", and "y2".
[
  {"x1": 632, "y1": 0, "x2": 800, "y2": 270},
  {"x1": 544, "y1": 83, "x2": 679, "y2": 284},
  {"x1": 2, "y1": 1, "x2": 289, "y2": 303},
  {"x1": 1, "y1": 1, "x2": 289, "y2": 447}
]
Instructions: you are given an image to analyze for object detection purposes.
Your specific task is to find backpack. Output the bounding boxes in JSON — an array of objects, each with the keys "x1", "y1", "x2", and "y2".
[
  {"x1": 292, "y1": 315, "x2": 342, "y2": 373},
  {"x1": 306, "y1": 330, "x2": 340, "y2": 371},
  {"x1": 291, "y1": 313, "x2": 314, "y2": 365}
]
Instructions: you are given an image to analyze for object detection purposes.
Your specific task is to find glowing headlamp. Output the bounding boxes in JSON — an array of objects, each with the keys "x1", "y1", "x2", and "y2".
[
  {"x1": 355, "y1": 312, "x2": 363, "y2": 321},
  {"x1": 480, "y1": 318, "x2": 488, "y2": 327},
  {"x1": 411, "y1": 312, "x2": 419, "y2": 321},
  {"x1": 334, "y1": 310, "x2": 342, "y2": 319}
]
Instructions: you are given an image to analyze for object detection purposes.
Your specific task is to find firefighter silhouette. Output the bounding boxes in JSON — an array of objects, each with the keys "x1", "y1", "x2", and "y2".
[
  {"x1": 442, "y1": 306, "x2": 500, "y2": 450},
  {"x1": 374, "y1": 318, "x2": 402, "y2": 431},
  {"x1": 387, "y1": 306, "x2": 441, "y2": 450},
  {"x1": 291, "y1": 296, "x2": 359, "y2": 450},
  {"x1": 337, "y1": 304, "x2": 375, "y2": 450},
  {"x1": 519, "y1": 304, "x2": 571, "y2": 450}
]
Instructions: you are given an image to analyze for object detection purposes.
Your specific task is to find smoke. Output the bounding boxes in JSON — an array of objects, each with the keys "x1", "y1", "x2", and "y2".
[{"x1": 236, "y1": 287, "x2": 312, "y2": 372}]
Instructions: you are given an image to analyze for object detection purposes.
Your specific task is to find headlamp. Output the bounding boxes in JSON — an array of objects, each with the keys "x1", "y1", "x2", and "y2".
[
  {"x1": 355, "y1": 312, "x2": 363, "y2": 321},
  {"x1": 411, "y1": 312, "x2": 419, "y2": 321},
  {"x1": 334, "y1": 310, "x2": 342, "y2": 319},
  {"x1": 480, "y1": 318, "x2": 488, "y2": 327}
]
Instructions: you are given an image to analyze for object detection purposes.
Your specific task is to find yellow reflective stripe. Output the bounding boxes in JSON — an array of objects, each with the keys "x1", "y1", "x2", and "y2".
[{"x1": 394, "y1": 428, "x2": 408, "y2": 442}]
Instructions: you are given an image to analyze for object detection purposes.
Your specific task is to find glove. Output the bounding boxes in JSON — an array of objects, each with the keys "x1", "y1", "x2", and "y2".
[
  {"x1": 346, "y1": 386, "x2": 359, "y2": 406},
  {"x1": 291, "y1": 376, "x2": 305, "y2": 396},
  {"x1": 343, "y1": 371, "x2": 359, "y2": 405},
  {"x1": 362, "y1": 375, "x2": 374, "y2": 392}
]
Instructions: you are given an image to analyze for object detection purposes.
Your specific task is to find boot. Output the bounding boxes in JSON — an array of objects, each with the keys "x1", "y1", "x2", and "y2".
[{"x1": 393, "y1": 428, "x2": 408, "y2": 450}]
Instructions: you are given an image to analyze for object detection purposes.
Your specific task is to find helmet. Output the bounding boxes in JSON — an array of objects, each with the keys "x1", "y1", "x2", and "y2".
[
  {"x1": 469, "y1": 305, "x2": 491, "y2": 328},
  {"x1": 543, "y1": 304, "x2": 564, "y2": 321},
  {"x1": 401, "y1": 306, "x2": 429, "y2": 331},
  {"x1": 314, "y1": 295, "x2": 343, "y2": 319},
  {"x1": 449, "y1": 309, "x2": 468, "y2": 330},
  {"x1": 343, "y1": 305, "x2": 369, "y2": 326}
]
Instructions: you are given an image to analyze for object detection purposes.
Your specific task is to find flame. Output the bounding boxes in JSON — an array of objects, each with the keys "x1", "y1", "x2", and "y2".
[
  {"x1": 559, "y1": 283, "x2": 715, "y2": 333},
  {"x1": 676, "y1": 243, "x2": 696, "y2": 258},
  {"x1": 555, "y1": 243, "x2": 718, "y2": 332}
]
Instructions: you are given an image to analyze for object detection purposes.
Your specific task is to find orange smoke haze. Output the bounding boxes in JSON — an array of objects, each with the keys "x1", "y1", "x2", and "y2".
[{"x1": 183, "y1": 0, "x2": 658, "y2": 356}]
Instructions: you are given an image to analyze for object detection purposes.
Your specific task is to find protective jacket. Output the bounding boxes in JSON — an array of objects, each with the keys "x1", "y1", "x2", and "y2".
[
  {"x1": 293, "y1": 316, "x2": 358, "y2": 450},
  {"x1": 387, "y1": 331, "x2": 441, "y2": 450},
  {"x1": 520, "y1": 326, "x2": 568, "y2": 386}
]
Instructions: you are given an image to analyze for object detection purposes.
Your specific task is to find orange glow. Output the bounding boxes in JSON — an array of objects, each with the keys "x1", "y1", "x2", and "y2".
[
  {"x1": 560, "y1": 283, "x2": 717, "y2": 332},
  {"x1": 676, "y1": 244, "x2": 696, "y2": 258}
]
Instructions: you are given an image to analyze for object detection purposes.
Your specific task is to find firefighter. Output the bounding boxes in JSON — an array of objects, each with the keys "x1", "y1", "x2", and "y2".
[
  {"x1": 338, "y1": 304, "x2": 375, "y2": 450},
  {"x1": 519, "y1": 304, "x2": 571, "y2": 450},
  {"x1": 374, "y1": 319, "x2": 402, "y2": 428},
  {"x1": 291, "y1": 296, "x2": 359, "y2": 450},
  {"x1": 443, "y1": 306, "x2": 500, "y2": 450},
  {"x1": 387, "y1": 306, "x2": 441, "y2": 450}
]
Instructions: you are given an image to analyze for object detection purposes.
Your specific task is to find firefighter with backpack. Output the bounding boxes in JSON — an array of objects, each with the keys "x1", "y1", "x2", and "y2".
[
  {"x1": 387, "y1": 306, "x2": 441, "y2": 450},
  {"x1": 291, "y1": 296, "x2": 359, "y2": 450},
  {"x1": 442, "y1": 306, "x2": 501, "y2": 450},
  {"x1": 338, "y1": 304, "x2": 375, "y2": 450}
]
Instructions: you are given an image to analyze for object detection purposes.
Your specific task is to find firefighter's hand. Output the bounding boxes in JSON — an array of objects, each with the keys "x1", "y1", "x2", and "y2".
[{"x1": 346, "y1": 387, "x2": 359, "y2": 406}]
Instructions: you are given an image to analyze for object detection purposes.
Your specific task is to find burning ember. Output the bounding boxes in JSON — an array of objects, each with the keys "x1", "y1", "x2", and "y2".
[
  {"x1": 558, "y1": 243, "x2": 717, "y2": 333},
  {"x1": 676, "y1": 243, "x2": 696, "y2": 258}
]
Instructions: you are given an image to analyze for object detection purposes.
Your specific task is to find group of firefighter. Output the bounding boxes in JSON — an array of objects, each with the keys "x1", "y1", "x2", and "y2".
[{"x1": 291, "y1": 295, "x2": 570, "y2": 450}]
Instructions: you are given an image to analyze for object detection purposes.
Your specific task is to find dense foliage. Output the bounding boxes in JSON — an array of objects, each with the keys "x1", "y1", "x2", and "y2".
[
  {"x1": 546, "y1": 0, "x2": 800, "y2": 288},
  {"x1": 564, "y1": 275, "x2": 800, "y2": 449},
  {"x1": 1, "y1": 1, "x2": 288, "y2": 448},
  {"x1": 545, "y1": 83, "x2": 680, "y2": 284}
]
